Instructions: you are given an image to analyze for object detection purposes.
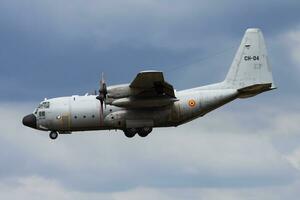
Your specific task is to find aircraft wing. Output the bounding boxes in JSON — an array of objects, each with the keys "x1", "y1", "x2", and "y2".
[
  {"x1": 130, "y1": 71, "x2": 176, "y2": 98},
  {"x1": 108, "y1": 71, "x2": 177, "y2": 108}
]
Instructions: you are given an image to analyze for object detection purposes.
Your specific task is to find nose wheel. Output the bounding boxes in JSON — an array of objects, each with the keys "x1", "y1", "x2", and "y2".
[{"x1": 49, "y1": 131, "x2": 58, "y2": 140}]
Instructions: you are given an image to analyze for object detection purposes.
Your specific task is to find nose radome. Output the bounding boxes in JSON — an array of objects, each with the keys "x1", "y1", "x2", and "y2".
[{"x1": 22, "y1": 114, "x2": 37, "y2": 129}]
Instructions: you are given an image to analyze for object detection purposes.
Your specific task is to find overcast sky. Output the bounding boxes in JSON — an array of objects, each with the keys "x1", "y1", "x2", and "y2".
[{"x1": 0, "y1": 0, "x2": 300, "y2": 199}]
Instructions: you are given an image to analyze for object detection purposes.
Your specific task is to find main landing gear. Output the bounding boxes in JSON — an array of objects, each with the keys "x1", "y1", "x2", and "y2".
[
  {"x1": 123, "y1": 127, "x2": 153, "y2": 138},
  {"x1": 49, "y1": 131, "x2": 58, "y2": 140}
]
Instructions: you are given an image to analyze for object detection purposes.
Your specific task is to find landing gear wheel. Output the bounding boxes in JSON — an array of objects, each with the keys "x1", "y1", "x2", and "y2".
[
  {"x1": 137, "y1": 127, "x2": 153, "y2": 137},
  {"x1": 49, "y1": 131, "x2": 58, "y2": 140},
  {"x1": 123, "y1": 128, "x2": 137, "y2": 138}
]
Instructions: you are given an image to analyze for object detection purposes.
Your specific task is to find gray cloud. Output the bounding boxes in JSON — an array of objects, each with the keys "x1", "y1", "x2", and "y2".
[
  {"x1": 0, "y1": 103, "x2": 299, "y2": 194},
  {"x1": 0, "y1": 0, "x2": 300, "y2": 100},
  {"x1": 1, "y1": 176, "x2": 300, "y2": 200},
  {"x1": 1, "y1": 1, "x2": 300, "y2": 199}
]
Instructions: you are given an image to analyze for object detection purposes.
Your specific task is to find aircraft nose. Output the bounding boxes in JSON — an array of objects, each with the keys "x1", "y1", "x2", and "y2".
[{"x1": 22, "y1": 114, "x2": 37, "y2": 129}]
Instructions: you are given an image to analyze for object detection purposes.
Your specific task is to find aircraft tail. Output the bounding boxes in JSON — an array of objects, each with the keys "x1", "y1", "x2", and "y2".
[{"x1": 224, "y1": 28, "x2": 276, "y2": 98}]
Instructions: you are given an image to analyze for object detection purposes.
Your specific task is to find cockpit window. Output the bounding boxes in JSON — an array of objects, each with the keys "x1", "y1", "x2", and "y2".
[
  {"x1": 38, "y1": 101, "x2": 50, "y2": 109},
  {"x1": 39, "y1": 111, "x2": 45, "y2": 117}
]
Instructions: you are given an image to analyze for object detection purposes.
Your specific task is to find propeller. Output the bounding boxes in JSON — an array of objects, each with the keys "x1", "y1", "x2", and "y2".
[{"x1": 96, "y1": 73, "x2": 108, "y2": 124}]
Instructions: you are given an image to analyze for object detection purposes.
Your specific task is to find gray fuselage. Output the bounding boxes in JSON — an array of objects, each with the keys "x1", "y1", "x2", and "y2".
[{"x1": 34, "y1": 87, "x2": 238, "y2": 133}]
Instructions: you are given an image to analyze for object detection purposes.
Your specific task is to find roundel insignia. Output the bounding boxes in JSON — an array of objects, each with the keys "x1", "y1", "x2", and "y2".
[{"x1": 188, "y1": 99, "x2": 196, "y2": 107}]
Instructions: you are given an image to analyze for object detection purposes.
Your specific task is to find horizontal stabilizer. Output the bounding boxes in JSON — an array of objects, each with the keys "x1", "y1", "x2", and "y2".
[{"x1": 237, "y1": 83, "x2": 275, "y2": 98}]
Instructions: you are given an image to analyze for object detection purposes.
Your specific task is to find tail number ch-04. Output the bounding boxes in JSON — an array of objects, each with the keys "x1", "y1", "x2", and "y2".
[{"x1": 244, "y1": 56, "x2": 260, "y2": 61}]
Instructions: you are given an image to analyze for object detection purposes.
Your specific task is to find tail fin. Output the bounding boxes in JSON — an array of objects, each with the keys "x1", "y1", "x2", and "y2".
[{"x1": 224, "y1": 28, "x2": 276, "y2": 97}]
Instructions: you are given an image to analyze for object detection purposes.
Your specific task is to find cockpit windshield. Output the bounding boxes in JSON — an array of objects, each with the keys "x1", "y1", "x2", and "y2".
[
  {"x1": 33, "y1": 101, "x2": 50, "y2": 115},
  {"x1": 38, "y1": 101, "x2": 50, "y2": 109}
]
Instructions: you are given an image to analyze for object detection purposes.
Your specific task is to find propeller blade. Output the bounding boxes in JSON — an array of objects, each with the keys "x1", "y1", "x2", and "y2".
[
  {"x1": 101, "y1": 72, "x2": 105, "y2": 84},
  {"x1": 96, "y1": 72, "x2": 108, "y2": 125},
  {"x1": 100, "y1": 99, "x2": 103, "y2": 125}
]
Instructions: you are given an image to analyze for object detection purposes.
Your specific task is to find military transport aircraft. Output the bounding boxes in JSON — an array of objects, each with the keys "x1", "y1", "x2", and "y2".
[{"x1": 23, "y1": 28, "x2": 275, "y2": 140}]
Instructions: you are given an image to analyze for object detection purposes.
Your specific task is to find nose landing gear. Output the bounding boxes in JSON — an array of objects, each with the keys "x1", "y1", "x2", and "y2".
[{"x1": 49, "y1": 131, "x2": 58, "y2": 140}]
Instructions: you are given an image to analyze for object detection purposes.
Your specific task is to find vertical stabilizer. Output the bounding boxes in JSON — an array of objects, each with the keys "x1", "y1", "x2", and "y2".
[{"x1": 224, "y1": 28, "x2": 275, "y2": 93}]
